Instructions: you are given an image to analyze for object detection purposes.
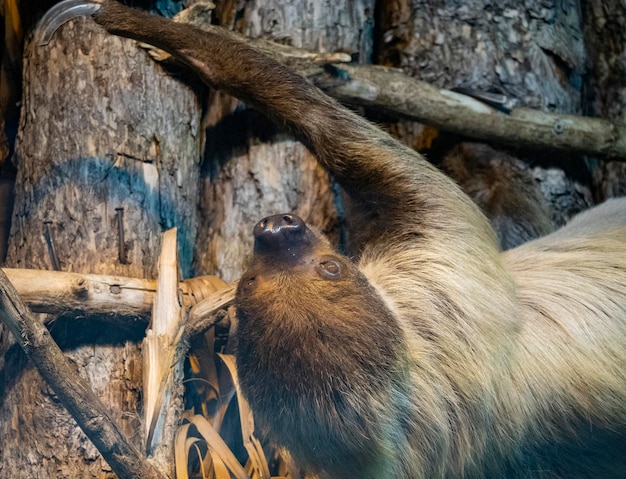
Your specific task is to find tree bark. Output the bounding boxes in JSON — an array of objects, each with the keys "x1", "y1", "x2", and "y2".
[
  {"x1": 375, "y1": 0, "x2": 594, "y2": 227},
  {"x1": 0, "y1": 13, "x2": 202, "y2": 479},
  {"x1": 194, "y1": 0, "x2": 375, "y2": 281},
  {"x1": 583, "y1": 0, "x2": 626, "y2": 200}
]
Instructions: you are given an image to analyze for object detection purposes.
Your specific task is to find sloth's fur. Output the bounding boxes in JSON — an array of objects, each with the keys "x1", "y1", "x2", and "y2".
[
  {"x1": 441, "y1": 142, "x2": 553, "y2": 250},
  {"x1": 94, "y1": 3, "x2": 626, "y2": 477}
]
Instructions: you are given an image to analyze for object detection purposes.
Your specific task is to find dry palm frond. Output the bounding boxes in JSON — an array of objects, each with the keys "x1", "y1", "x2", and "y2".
[{"x1": 176, "y1": 353, "x2": 274, "y2": 479}]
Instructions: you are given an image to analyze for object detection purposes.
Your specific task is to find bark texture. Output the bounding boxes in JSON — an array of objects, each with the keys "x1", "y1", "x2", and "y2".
[
  {"x1": 0, "y1": 171, "x2": 14, "y2": 263},
  {"x1": 0, "y1": 269, "x2": 168, "y2": 479},
  {"x1": 379, "y1": 0, "x2": 585, "y2": 111},
  {"x1": 584, "y1": 0, "x2": 626, "y2": 200},
  {"x1": 194, "y1": 0, "x2": 375, "y2": 281},
  {"x1": 0, "y1": 14, "x2": 201, "y2": 479},
  {"x1": 376, "y1": 0, "x2": 593, "y2": 226}
]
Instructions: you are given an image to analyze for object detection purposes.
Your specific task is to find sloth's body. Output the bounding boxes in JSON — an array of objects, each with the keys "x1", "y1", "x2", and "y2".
[{"x1": 92, "y1": 3, "x2": 626, "y2": 477}]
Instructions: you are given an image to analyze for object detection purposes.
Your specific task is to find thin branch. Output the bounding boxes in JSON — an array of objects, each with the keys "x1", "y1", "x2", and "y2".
[
  {"x1": 0, "y1": 268, "x2": 168, "y2": 479},
  {"x1": 313, "y1": 63, "x2": 626, "y2": 160},
  {"x1": 3, "y1": 268, "x2": 229, "y2": 338},
  {"x1": 187, "y1": 281, "x2": 237, "y2": 339}
]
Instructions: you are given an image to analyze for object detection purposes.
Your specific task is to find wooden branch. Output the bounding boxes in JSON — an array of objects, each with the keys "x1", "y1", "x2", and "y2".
[
  {"x1": 208, "y1": 31, "x2": 626, "y2": 160},
  {"x1": 0, "y1": 268, "x2": 168, "y2": 479},
  {"x1": 116, "y1": 12, "x2": 626, "y2": 160},
  {"x1": 2, "y1": 268, "x2": 156, "y2": 319},
  {"x1": 3, "y1": 268, "x2": 230, "y2": 338},
  {"x1": 314, "y1": 64, "x2": 626, "y2": 160},
  {"x1": 246, "y1": 38, "x2": 626, "y2": 160},
  {"x1": 187, "y1": 281, "x2": 238, "y2": 339}
]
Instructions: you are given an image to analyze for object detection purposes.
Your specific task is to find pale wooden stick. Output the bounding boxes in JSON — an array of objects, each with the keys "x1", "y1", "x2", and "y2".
[
  {"x1": 144, "y1": 228, "x2": 187, "y2": 466},
  {"x1": 3, "y1": 268, "x2": 156, "y2": 319}
]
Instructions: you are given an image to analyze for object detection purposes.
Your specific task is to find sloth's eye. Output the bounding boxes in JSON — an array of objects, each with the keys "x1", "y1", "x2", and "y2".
[
  {"x1": 317, "y1": 259, "x2": 343, "y2": 279},
  {"x1": 240, "y1": 276, "x2": 257, "y2": 293}
]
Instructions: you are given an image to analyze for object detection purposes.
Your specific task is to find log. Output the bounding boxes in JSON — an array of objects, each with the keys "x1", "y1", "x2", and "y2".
[
  {"x1": 319, "y1": 64, "x2": 626, "y2": 160},
  {"x1": 3, "y1": 267, "x2": 156, "y2": 320},
  {"x1": 2, "y1": 9, "x2": 203, "y2": 475},
  {"x1": 2, "y1": 267, "x2": 233, "y2": 338}
]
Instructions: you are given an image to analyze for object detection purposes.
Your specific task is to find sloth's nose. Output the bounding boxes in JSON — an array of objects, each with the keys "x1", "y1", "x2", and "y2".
[{"x1": 253, "y1": 213, "x2": 307, "y2": 254}]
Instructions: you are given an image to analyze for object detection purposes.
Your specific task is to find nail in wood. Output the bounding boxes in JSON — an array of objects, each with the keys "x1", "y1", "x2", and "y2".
[
  {"x1": 115, "y1": 208, "x2": 128, "y2": 264},
  {"x1": 43, "y1": 221, "x2": 60, "y2": 271}
]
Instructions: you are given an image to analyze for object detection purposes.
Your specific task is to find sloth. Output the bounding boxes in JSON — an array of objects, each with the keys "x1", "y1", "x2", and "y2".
[
  {"x1": 441, "y1": 142, "x2": 553, "y2": 250},
  {"x1": 82, "y1": 2, "x2": 626, "y2": 477}
]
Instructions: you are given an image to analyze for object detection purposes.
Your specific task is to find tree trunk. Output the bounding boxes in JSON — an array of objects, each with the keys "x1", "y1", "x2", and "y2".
[
  {"x1": 194, "y1": 0, "x2": 375, "y2": 281},
  {"x1": 0, "y1": 14, "x2": 202, "y2": 479},
  {"x1": 583, "y1": 0, "x2": 626, "y2": 200},
  {"x1": 375, "y1": 0, "x2": 593, "y2": 227}
]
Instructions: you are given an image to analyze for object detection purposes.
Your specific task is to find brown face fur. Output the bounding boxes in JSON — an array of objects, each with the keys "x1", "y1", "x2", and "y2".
[{"x1": 235, "y1": 218, "x2": 409, "y2": 477}]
